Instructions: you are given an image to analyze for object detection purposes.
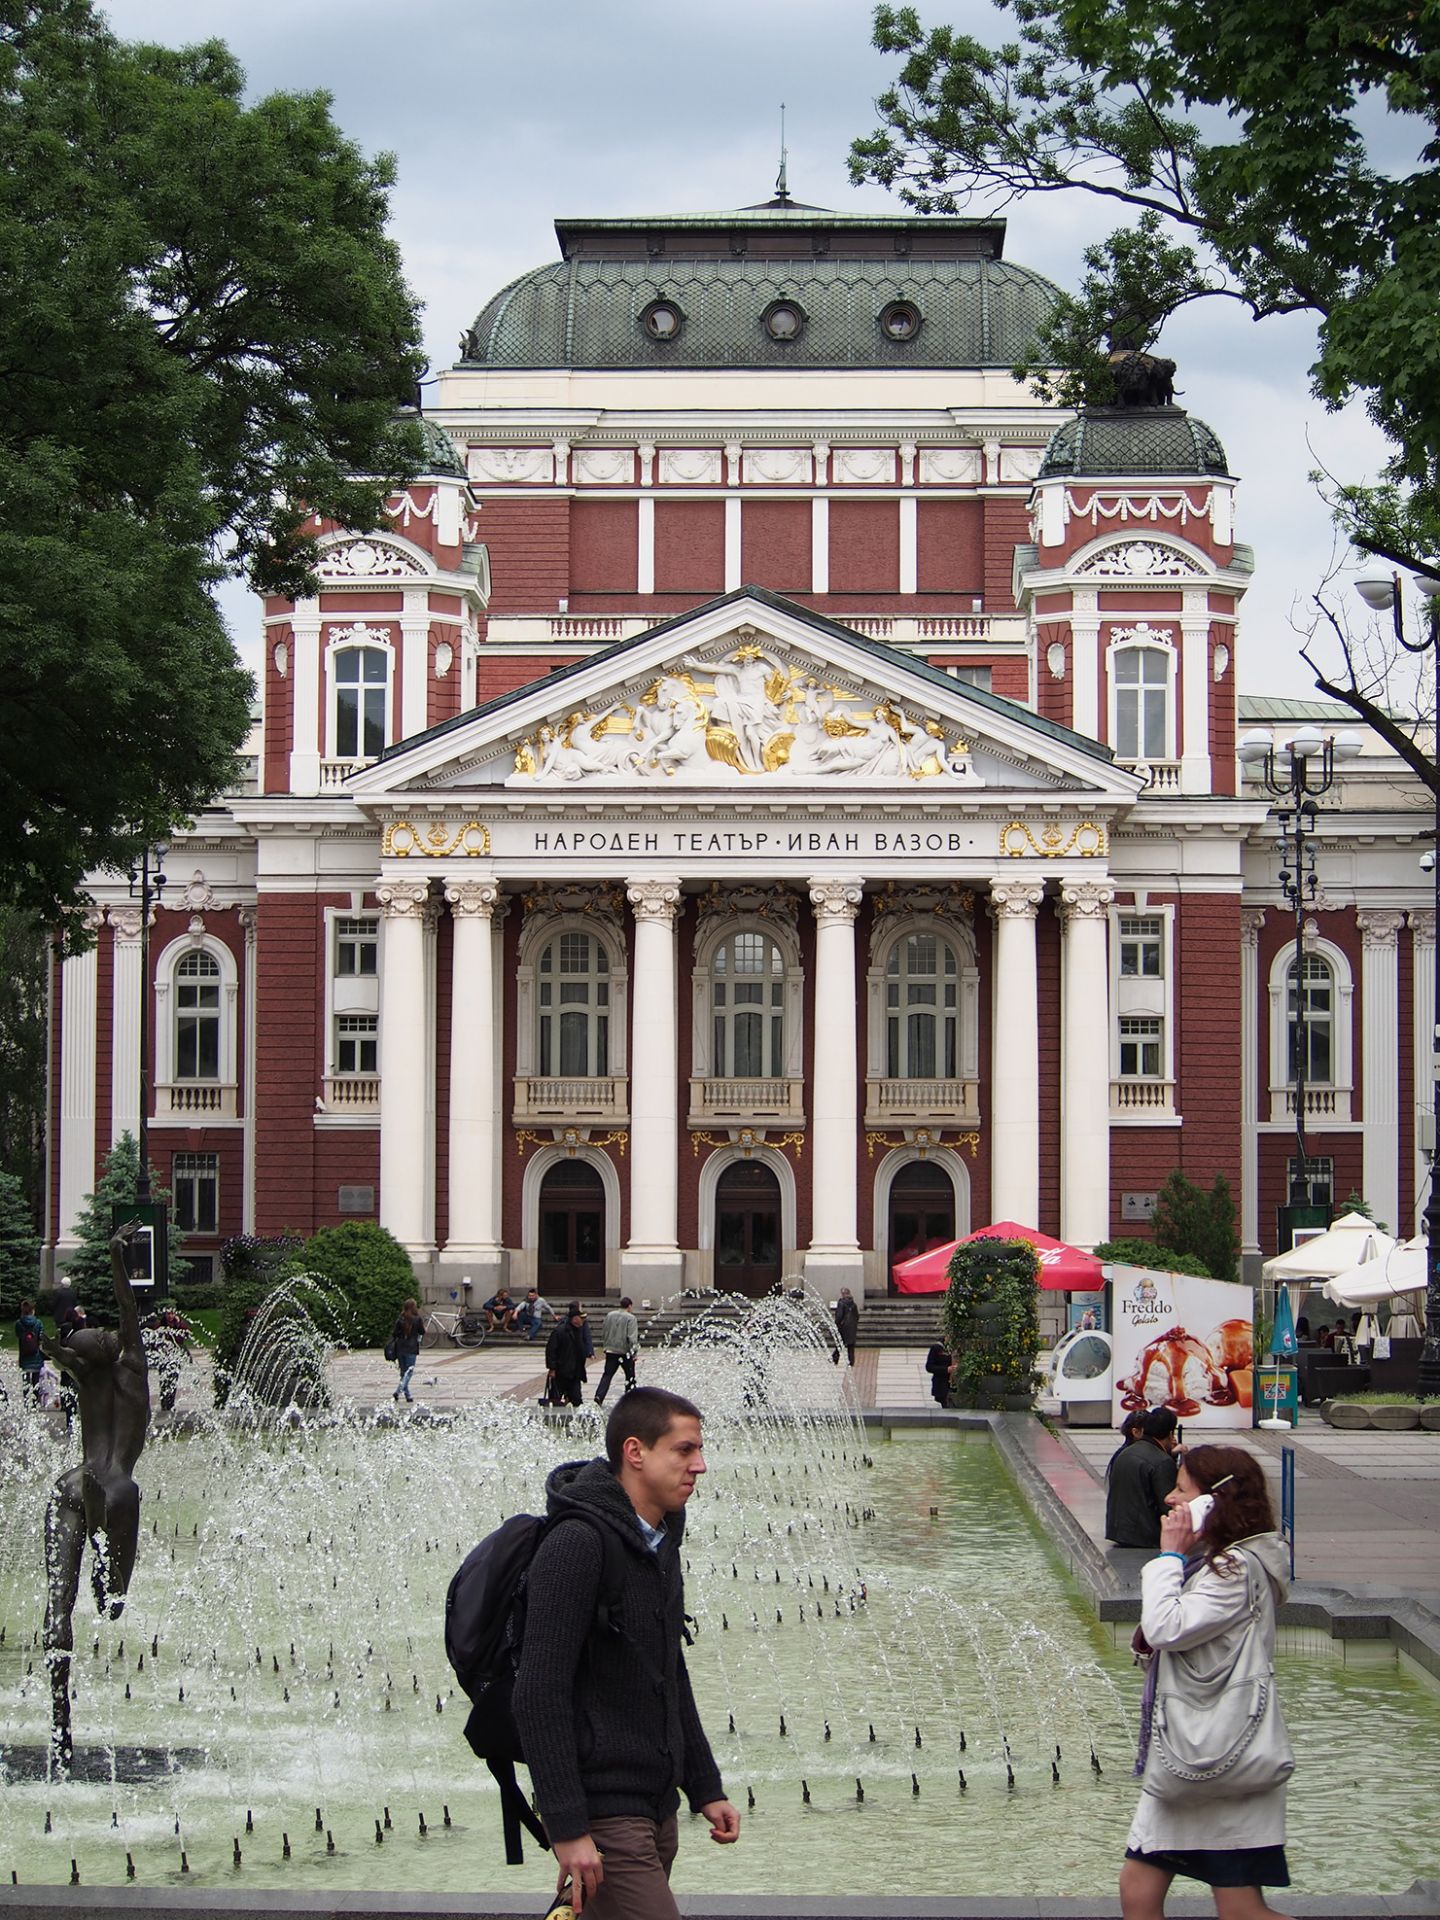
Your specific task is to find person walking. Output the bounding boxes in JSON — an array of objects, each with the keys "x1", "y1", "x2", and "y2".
[
  {"x1": 545, "y1": 1304, "x2": 590, "y2": 1408},
  {"x1": 15, "y1": 1298, "x2": 45, "y2": 1401},
  {"x1": 833, "y1": 1288, "x2": 859, "y2": 1368},
  {"x1": 390, "y1": 1298, "x2": 425, "y2": 1403},
  {"x1": 924, "y1": 1340, "x2": 953, "y2": 1408},
  {"x1": 512, "y1": 1386, "x2": 740, "y2": 1918},
  {"x1": 1122, "y1": 1445, "x2": 1293, "y2": 1920},
  {"x1": 594, "y1": 1296, "x2": 639, "y2": 1405},
  {"x1": 1106, "y1": 1408, "x2": 1181, "y2": 1548}
]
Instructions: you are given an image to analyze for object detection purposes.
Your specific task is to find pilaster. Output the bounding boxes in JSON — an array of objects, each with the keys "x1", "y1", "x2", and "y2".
[
  {"x1": 1358, "y1": 910, "x2": 1405, "y2": 1234},
  {"x1": 1412, "y1": 909, "x2": 1436, "y2": 1225},
  {"x1": 989, "y1": 880, "x2": 1043, "y2": 1227},
  {"x1": 806, "y1": 877, "x2": 865, "y2": 1293},
  {"x1": 624, "y1": 878, "x2": 684, "y2": 1289},
  {"x1": 377, "y1": 879, "x2": 435, "y2": 1262},
  {"x1": 1240, "y1": 909, "x2": 1265, "y2": 1256},
  {"x1": 441, "y1": 880, "x2": 505, "y2": 1287},
  {"x1": 108, "y1": 905, "x2": 145, "y2": 1149},
  {"x1": 56, "y1": 908, "x2": 105, "y2": 1253},
  {"x1": 1060, "y1": 880, "x2": 1113, "y2": 1249}
]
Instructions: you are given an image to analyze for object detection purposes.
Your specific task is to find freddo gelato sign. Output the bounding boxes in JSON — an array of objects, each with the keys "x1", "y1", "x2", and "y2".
[{"x1": 1110, "y1": 1266, "x2": 1253, "y2": 1428}]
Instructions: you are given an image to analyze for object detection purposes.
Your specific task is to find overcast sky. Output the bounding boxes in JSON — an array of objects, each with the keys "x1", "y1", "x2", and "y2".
[{"x1": 101, "y1": 0, "x2": 1402, "y2": 697}]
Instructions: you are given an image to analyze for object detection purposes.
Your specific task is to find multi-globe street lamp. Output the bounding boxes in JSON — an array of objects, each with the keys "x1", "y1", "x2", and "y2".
[
  {"x1": 1352, "y1": 565, "x2": 1440, "y2": 1398},
  {"x1": 125, "y1": 842, "x2": 168, "y2": 1254}
]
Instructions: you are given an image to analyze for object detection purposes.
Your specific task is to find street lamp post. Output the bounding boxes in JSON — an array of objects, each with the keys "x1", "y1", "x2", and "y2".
[
  {"x1": 1353, "y1": 566, "x2": 1440, "y2": 1399},
  {"x1": 126, "y1": 843, "x2": 168, "y2": 1207},
  {"x1": 1238, "y1": 726, "x2": 1362, "y2": 1242}
]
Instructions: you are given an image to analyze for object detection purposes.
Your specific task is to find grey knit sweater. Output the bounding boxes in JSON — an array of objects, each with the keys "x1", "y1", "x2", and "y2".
[{"x1": 511, "y1": 1458, "x2": 724, "y2": 1843}]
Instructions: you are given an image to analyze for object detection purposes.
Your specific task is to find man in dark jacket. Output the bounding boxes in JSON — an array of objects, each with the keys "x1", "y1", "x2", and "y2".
[
  {"x1": 833, "y1": 1288, "x2": 859, "y2": 1368},
  {"x1": 513, "y1": 1387, "x2": 740, "y2": 1917},
  {"x1": 545, "y1": 1306, "x2": 589, "y2": 1408},
  {"x1": 1104, "y1": 1406, "x2": 1180, "y2": 1547}
]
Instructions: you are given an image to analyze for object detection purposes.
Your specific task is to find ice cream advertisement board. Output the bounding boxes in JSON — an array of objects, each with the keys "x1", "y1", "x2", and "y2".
[{"x1": 1109, "y1": 1265, "x2": 1254, "y2": 1429}]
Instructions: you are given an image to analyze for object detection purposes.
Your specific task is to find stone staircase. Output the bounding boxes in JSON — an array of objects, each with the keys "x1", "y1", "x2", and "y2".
[{"x1": 469, "y1": 1291, "x2": 944, "y2": 1352}]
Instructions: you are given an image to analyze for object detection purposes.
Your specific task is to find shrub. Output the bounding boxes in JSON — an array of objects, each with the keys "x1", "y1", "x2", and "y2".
[
  {"x1": 63, "y1": 1132, "x2": 188, "y2": 1307},
  {"x1": 941, "y1": 1236, "x2": 1041, "y2": 1409},
  {"x1": 298, "y1": 1222, "x2": 415, "y2": 1349},
  {"x1": 0, "y1": 1168, "x2": 40, "y2": 1314},
  {"x1": 220, "y1": 1232, "x2": 303, "y2": 1285},
  {"x1": 1092, "y1": 1238, "x2": 1213, "y2": 1279}
]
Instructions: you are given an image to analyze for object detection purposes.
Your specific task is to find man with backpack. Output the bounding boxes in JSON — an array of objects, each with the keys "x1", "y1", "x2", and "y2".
[
  {"x1": 511, "y1": 1387, "x2": 740, "y2": 1916},
  {"x1": 14, "y1": 1299, "x2": 45, "y2": 1400}
]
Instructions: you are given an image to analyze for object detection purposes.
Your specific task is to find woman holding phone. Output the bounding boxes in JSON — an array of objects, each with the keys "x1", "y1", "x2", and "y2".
[{"x1": 1121, "y1": 1445, "x2": 1294, "y2": 1920}]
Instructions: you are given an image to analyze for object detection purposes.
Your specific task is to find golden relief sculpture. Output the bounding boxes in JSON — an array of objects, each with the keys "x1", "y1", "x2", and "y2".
[
  {"x1": 509, "y1": 642, "x2": 982, "y2": 786},
  {"x1": 999, "y1": 820, "x2": 1108, "y2": 859},
  {"x1": 382, "y1": 820, "x2": 491, "y2": 858}
]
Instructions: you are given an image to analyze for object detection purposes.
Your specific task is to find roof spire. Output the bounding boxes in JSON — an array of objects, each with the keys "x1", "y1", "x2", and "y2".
[{"x1": 774, "y1": 103, "x2": 790, "y2": 204}]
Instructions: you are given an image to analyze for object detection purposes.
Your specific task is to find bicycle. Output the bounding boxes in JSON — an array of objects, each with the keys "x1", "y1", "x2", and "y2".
[{"x1": 422, "y1": 1307, "x2": 488, "y2": 1350}]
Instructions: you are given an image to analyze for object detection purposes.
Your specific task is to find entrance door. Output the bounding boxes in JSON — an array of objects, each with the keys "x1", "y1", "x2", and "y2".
[
  {"x1": 889, "y1": 1161, "x2": 956, "y2": 1291},
  {"x1": 714, "y1": 1160, "x2": 782, "y2": 1297},
  {"x1": 537, "y1": 1159, "x2": 605, "y2": 1296}
]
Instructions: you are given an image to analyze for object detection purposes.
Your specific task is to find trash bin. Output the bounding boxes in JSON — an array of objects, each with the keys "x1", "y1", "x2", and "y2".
[{"x1": 1254, "y1": 1363, "x2": 1298, "y2": 1427}]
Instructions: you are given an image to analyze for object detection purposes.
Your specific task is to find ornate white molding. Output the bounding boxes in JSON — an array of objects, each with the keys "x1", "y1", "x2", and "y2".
[
  {"x1": 317, "y1": 538, "x2": 426, "y2": 580},
  {"x1": 999, "y1": 447, "x2": 1045, "y2": 483},
  {"x1": 627, "y1": 879, "x2": 682, "y2": 925},
  {"x1": 809, "y1": 879, "x2": 863, "y2": 924},
  {"x1": 742, "y1": 447, "x2": 813, "y2": 485},
  {"x1": 107, "y1": 905, "x2": 145, "y2": 943},
  {"x1": 445, "y1": 880, "x2": 500, "y2": 921},
  {"x1": 919, "y1": 447, "x2": 981, "y2": 485},
  {"x1": 465, "y1": 446, "x2": 554, "y2": 486},
  {"x1": 434, "y1": 641, "x2": 453, "y2": 678},
  {"x1": 659, "y1": 447, "x2": 722, "y2": 486},
  {"x1": 272, "y1": 641, "x2": 288, "y2": 677},
  {"x1": 1060, "y1": 880, "x2": 1115, "y2": 922},
  {"x1": 1357, "y1": 910, "x2": 1405, "y2": 950},
  {"x1": 1240, "y1": 907, "x2": 1266, "y2": 950},
  {"x1": 1074, "y1": 538, "x2": 1205, "y2": 578},
  {"x1": 376, "y1": 880, "x2": 431, "y2": 921},
  {"x1": 832, "y1": 447, "x2": 895, "y2": 485},
  {"x1": 1409, "y1": 909, "x2": 1436, "y2": 945},
  {"x1": 989, "y1": 880, "x2": 1044, "y2": 921},
  {"x1": 1110, "y1": 620, "x2": 1177, "y2": 647},
  {"x1": 574, "y1": 447, "x2": 634, "y2": 485}
]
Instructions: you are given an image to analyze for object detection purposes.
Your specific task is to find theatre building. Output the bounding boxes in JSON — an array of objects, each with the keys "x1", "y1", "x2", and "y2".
[{"x1": 46, "y1": 197, "x2": 1433, "y2": 1296}]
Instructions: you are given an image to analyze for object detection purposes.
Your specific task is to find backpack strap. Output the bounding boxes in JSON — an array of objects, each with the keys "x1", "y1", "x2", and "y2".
[{"x1": 487, "y1": 1755, "x2": 550, "y2": 1868}]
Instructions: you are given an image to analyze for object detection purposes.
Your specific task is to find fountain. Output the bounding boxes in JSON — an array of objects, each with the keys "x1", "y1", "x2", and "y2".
[{"x1": 2, "y1": 1285, "x2": 1439, "y2": 1899}]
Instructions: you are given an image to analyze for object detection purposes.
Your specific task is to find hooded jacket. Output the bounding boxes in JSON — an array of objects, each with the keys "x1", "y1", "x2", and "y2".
[
  {"x1": 511, "y1": 1457, "x2": 723, "y2": 1843},
  {"x1": 1128, "y1": 1530, "x2": 1292, "y2": 1855}
]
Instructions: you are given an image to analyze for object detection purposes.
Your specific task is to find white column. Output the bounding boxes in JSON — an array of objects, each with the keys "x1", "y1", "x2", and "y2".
[
  {"x1": 1240, "y1": 909, "x2": 1265, "y2": 1257},
  {"x1": 1060, "y1": 881, "x2": 1113, "y2": 1249},
  {"x1": 1413, "y1": 910, "x2": 1436, "y2": 1228},
  {"x1": 377, "y1": 879, "x2": 434, "y2": 1261},
  {"x1": 1359, "y1": 912, "x2": 1405, "y2": 1234},
  {"x1": 1178, "y1": 602, "x2": 1213, "y2": 794},
  {"x1": 898, "y1": 495, "x2": 918, "y2": 595},
  {"x1": 806, "y1": 878, "x2": 865, "y2": 1292},
  {"x1": 624, "y1": 879, "x2": 684, "y2": 1288},
  {"x1": 811, "y1": 497, "x2": 829, "y2": 594},
  {"x1": 1071, "y1": 591, "x2": 1100, "y2": 740},
  {"x1": 288, "y1": 601, "x2": 322, "y2": 794},
  {"x1": 240, "y1": 908, "x2": 258, "y2": 1234},
  {"x1": 108, "y1": 906, "x2": 144, "y2": 1148},
  {"x1": 637, "y1": 496, "x2": 655, "y2": 596},
  {"x1": 989, "y1": 880, "x2": 1044, "y2": 1226},
  {"x1": 724, "y1": 496, "x2": 742, "y2": 591},
  {"x1": 57, "y1": 909, "x2": 104, "y2": 1253},
  {"x1": 442, "y1": 881, "x2": 504, "y2": 1284},
  {"x1": 400, "y1": 594, "x2": 430, "y2": 742}
]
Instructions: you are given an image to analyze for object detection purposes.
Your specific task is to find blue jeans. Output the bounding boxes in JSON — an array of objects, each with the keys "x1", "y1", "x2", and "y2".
[
  {"x1": 515, "y1": 1309, "x2": 543, "y2": 1341},
  {"x1": 395, "y1": 1356, "x2": 417, "y2": 1400}
]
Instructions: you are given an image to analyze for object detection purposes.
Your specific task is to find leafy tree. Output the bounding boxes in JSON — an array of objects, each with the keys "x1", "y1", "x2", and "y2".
[
  {"x1": 298, "y1": 1222, "x2": 415, "y2": 1350},
  {"x1": 1093, "y1": 1237, "x2": 1213, "y2": 1278},
  {"x1": 850, "y1": 2, "x2": 1440, "y2": 767},
  {"x1": 1150, "y1": 1168, "x2": 1240, "y2": 1282},
  {"x1": 0, "y1": 901, "x2": 47, "y2": 1216},
  {"x1": 0, "y1": 1169, "x2": 41, "y2": 1313},
  {"x1": 2, "y1": 1, "x2": 426, "y2": 933},
  {"x1": 63, "y1": 1131, "x2": 181, "y2": 1310}
]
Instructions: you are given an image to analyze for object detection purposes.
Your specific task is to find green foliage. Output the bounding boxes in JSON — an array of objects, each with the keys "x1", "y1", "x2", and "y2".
[
  {"x1": 1, "y1": 1, "x2": 426, "y2": 931},
  {"x1": 1338, "y1": 1189, "x2": 1387, "y2": 1233},
  {"x1": 298, "y1": 1222, "x2": 415, "y2": 1350},
  {"x1": 64, "y1": 1131, "x2": 182, "y2": 1308},
  {"x1": 0, "y1": 1168, "x2": 41, "y2": 1311},
  {"x1": 851, "y1": 1, "x2": 1440, "y2": 575},
  {"x1": 0, "y1": 902, "x2": 47, "y2": 1215},
  {"x1": 1151, "y1": 1169, "x2": 1240, "y2": 1282},
  {"x1": 940, "y1": 1235, "x2": 1042, "y2": 1407},
  {"x1": 1092, "y1": 1237, "x2": 1214, "y2": 1279},
  {"x1": 220, "y1": 1232, "x2": 303, "y2": 1286}
]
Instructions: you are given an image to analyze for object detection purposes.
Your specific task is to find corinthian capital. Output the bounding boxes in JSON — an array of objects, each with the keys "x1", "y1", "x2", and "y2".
[
  {"x1": 376, "y1": 879, "x2": 431, "y2": 921},
  {"x1": 1356, "y1": 909, "x2": 1405, "y2": 950},
  {"x1": 445, "y1": 880, "x2": 501, "y2": 921},
  {"x1": 808, "y1": 878, "x2": 863, "y2": 924},
  {"x1": 1060, "y1": 880, "x2": 1114, "y2": 922},
  {"x1": 989, "y1": 880, "x2": 1044, "y2": 921},
  {"x1": 627, "y1": 879, "x2": 681, "y2": 925},
  {"x1": 1410, "y1": 909, "x2": 1436, "y2": 946},
  {"x1": 107, "y1": 905, "x2": 146, "y2": 942}
]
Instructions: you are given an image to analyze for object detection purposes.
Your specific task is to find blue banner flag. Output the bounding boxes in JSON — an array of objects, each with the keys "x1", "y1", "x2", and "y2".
[{"x1": 1270, "y1": 1284, "x2": 1298, "y2": 1358}]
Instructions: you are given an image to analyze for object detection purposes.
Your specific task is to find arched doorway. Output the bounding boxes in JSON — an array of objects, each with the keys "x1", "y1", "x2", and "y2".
[
  {"x1": 538, "y1": 1159, "x2": 605, "y2": 1296},
  {"x1": 888, "y1": 1161, "x2": 956, "y2": 1291},
  {"x1": 714, "y1": 1160, "x2": 781, "y2": 1296}
]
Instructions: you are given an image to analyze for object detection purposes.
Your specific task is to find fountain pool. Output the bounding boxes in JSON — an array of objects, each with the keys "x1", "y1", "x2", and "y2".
[{"x1": 2, "y1": 1323, "x2": 1439, "y2": 1899}]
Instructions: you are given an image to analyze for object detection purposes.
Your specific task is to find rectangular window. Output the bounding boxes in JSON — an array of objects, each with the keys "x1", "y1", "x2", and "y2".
[
  {"x1": 1118, "y1": 916, "x2": 1164, "y2": 979},
  {"x1": 335, "y1": 1013, "x2": 378, "y2": 1075},
  {"x1": 1118, "y1": 1016, "x2": 1164, "y2": 1079},
  {"x1": 948, "y1": 665, "x2": 992, "y2": 691},
  {"x1": 172, "y1": 1153, "x2": 219, "y2": 1234},
  {"x1": 335, "y1": 917, "x2": 378, "y2": 976}
]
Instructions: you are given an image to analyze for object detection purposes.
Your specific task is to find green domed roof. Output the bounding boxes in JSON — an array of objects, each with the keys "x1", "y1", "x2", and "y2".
[
  {"x1": 412, "y1": 412, "x2": 468, "y2": 480},
  {"x1": 460, "y1": 209, "x2": 1064, "y2": 371},
  {"x1": 1038, "y1": 407, "x2": 1229, "y2": 479}
]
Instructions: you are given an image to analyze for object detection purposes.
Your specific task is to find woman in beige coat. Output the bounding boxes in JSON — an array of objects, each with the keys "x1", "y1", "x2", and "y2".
[{"x1": 1121, "y1": 1445, "x2": 1293, "y2": 1920}]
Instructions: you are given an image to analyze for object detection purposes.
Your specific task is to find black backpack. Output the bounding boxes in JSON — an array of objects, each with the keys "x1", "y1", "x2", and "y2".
[
  {"x1": 17, "y1": 1320, "x2": 41, "y2": 1363},
  {"x1": 445, "y1": 1510, "x2": 629, "y2": 1866}
]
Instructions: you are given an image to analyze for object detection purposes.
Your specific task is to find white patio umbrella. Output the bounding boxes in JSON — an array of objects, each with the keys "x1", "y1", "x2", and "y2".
[
  {"x1": 1262, "y1": 1211, "x2": 1396, "y2": 1281},
  {"x1": 1322, "y1": 1235, "x2": 1425, "y2": 1310}
]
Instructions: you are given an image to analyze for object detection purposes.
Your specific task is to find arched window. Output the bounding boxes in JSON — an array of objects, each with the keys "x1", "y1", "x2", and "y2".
[
  {"x1": 175, "y1": 950, "x2": 222, "y2": 1080},
  {"x1": 333, "y1": 646, "x2": 388, "y2": 760},
  {"x1": 711, "y1": 931, "x2": 784, "y2": 1078},
  {"x1": 886, "y1": 931, "x2": 959, "y2": 1079},
  {"x1": 537, "y1": 932, "x2": 609, "y2": 1077},
  {"x1": 1112, "y1": 645, "x2": 1171, "y2": 761},
  {"x1": 1287, "y1": 953, "x2": 1334, "y2": 1084}
]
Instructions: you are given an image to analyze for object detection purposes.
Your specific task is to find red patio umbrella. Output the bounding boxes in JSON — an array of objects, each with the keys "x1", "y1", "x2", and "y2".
[{"x1": 891, "y1": 1221, "x2": 1105, "y2": 1294}]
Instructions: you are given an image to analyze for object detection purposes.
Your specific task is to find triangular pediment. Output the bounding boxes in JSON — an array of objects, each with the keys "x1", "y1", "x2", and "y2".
[{"x1": 347, "y1": 589, "x2": 1138, "y2": 803}]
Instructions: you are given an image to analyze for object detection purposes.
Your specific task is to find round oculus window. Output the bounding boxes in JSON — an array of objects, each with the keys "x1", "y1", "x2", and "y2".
[
  {"x1": 763, "y1": 300, "x2": 806, "y2": 342},
  {"x1": 641, "y1": 300, "x2": 683, "y2": 342},
  {"x1": 880, "y1": 300, "x2": 923, "y2": 342}
]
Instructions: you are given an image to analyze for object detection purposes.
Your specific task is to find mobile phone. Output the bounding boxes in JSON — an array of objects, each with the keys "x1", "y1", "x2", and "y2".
[{"x1": 1187, "y1": 1493, "x2": 1215, "y2": 1530}]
